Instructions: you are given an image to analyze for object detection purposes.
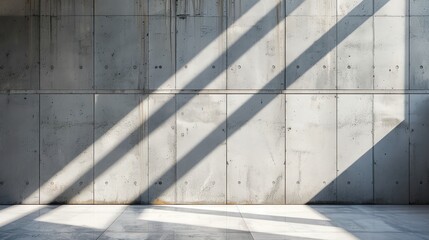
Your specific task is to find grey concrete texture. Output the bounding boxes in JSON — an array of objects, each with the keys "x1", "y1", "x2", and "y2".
[
  {"x1": 40, "y1": 16, "x2": 93, "y2": 90},
  {"x1": 0, "y1": 0, "x2": 429, "y2": 205},
  {"x1": 0, "y1": 95, "x2": 39, "y2": 204},
  {"x1": 0, "y1": 16, "x2": 39, "y2": 90},
  {"x1": 94, "y1": 94, "x2": 147, "y2": 204},
  {"x1": 39, "y1": 94, "x2": 94, "y2": 204},
  {"x1": 227, "y1": 94, "x2": 285, "y2": 204},
  {"x1": 95, "y1": 16, "x2": 147, "y2": 90},
  {"x1": 286, "y1": 95, "x2": 337, "y2": 204}
]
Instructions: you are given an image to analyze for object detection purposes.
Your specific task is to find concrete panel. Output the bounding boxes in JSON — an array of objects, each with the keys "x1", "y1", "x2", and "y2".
[
  {"x1": 148, "y1": 16, "x2": 175, "y2": 89},
  {"x1": 176, "y1": 94, "x2": 226, "y2": 204},
  {"x1": 337, "y1": 95, "x2": 374, "y2": 203},
  {"x1": 176, "y1": 16, "x2": 226, "y2": 90},
  {"x1": 95, "y1": 0, "x2": 147, "y2": 15},
  {"x1": 148, "y1": 0, "x2": 173, "y2": 16},
  {"x1": 374, "y1": 94, "x2": 409, "y2": 204},
  {"x1": 337, "y1": 17, "x2": 373, "y2": 89},
  {"x1": 95, "y1": 16, "x2": 147, "y2": 90},
  {"x1": 410, "y1": 94, "x2": 429, "y2": 204},
  {"x1": 0, "y1": 95, "x2": 39, "y2": 204},
  {"x1": 286, "y1": 94, "x2": 336, "y2": 204},
  {"x1": 0, "y1": 0, "x2": 39, "y2": 16},
  {"x1": 41, "y1": 0, "x2": 93, "y2": 16},
  {"x1": 410, "y1": 17, "x2": 429, "y2": 89},
  {"x1": 286, "y1": 16, "x2": 336, "y2": 89},
  {"x1": 227, "y1": 94, "x2": 285, "y2": 204},
  {"x1": 227, "y1": 1, "x2": 285, "y2": 89},
  {"x1": 411, "y1": 0, "x2": 429, "y2": 15},
  {"x1": 148, "y1": 94, "x2": 176, "y2": 204},
  {"x1": 338, "y1": 0, "x2": 373, "y2": 16},
  {"x1": 40, "y1": 16, "x2": 93, "y2": 90},
  {"x1": 40, "y1": 94, "x2": 93, "y2": 204},
  {"x1": 375, "y1": 0, "x2": 408, "y2": 16},
  {"x1": 286, "y1": 0, "x2": 336, "y2": 16},
  {"x1": 94, "y1": 94, "x2": 146, "y2": 204},
  {"x1": 176, "y1": 0, "x2": 226, "y2": 17},
  {"x1": 0, "y1": 17, "x2": 39, "y2": 90},
  {"x1": 374, "y1": 17, "x2": 409, "y2": 89}
]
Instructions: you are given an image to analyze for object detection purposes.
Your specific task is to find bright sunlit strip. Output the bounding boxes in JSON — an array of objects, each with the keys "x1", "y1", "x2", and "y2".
[
  {"x1": 34, "y1": 205, "x2": 126, "y2": 230},
  {"x1": 0, "y1": 205, "x2": 44, "y2": 227},
  {"x1": 34, "y1": 101, "x2": 144, "y2": 203}
]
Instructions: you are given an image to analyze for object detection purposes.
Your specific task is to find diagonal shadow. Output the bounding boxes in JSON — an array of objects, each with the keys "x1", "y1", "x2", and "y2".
[
  {"x1": 47, "y1": 0, "x2": 292, "y2": 204},
  {"x1": 44, "y1": 0, "x2": 393, "y2": 205},
  {"x1": 0, "y1": 0, "x2": 261, "y2": 204}
]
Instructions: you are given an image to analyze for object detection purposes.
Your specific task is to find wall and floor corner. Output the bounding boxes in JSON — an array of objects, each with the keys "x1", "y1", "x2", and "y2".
[{"x1": 0, "y1": 0, "x2": 429, "y2": 205}]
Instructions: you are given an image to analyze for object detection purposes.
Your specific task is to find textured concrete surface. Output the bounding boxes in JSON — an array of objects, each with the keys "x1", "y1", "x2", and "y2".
[
  {"x1": 1, "y1": 0, "x2": 429, "y2": 205},
  {"x1": 337, "y1": 95, "x2": 374, "y2": 203},
  {"x1": 0, "y1": 95, "x2": 39, "y2": 204},
  {"x1": 1, "y1": 205, "x2": 429, "y2": 239}
]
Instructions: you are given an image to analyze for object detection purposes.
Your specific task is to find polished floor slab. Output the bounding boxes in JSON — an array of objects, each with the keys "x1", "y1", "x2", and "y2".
[{"x1": 0, "y1": 205, "x2": 428, "y2": 240}]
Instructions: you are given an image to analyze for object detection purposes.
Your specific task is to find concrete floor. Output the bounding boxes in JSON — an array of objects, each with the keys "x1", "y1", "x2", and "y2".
[{"x1": 0, "y1": 205, "x2": 428, "y2": 240}]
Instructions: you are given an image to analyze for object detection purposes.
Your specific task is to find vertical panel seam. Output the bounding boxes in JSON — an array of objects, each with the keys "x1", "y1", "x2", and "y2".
[
  {"x1": 335, "y1": 0, "x2": 339, "y2": 203},
  {"x1": 372, "y1": 0, "x2": 376, "y2": 204},
  {"x1": 225, "y1": 0, "x2": 229, "y2": 203},
  {"x1": 38, "y1": 93, "x2": 41, "y2": 204},
  {"x1": 174, "y1": 0, "x2": 178, "y2": 203},
  {"x1": 371, "y1": 0, "x2": 375, "y2": 90},
  {"x1": 408, "y1": 0, "x2": 411, "y2": 204},
  {"x1": 371, "y1": 94, "x2": 376, "y2": 204},
  {"x1": 92, "y1": 0, "x2": 95, "y2": 205},
  {"x1": 38, "y1": 0, "x2": 41, "y2": 205},
  {"x1": 284, "y1": 0, "x2": 287, "y2": 90},
  {"x1": 283, "y1": 93, "x2": 286, "y2": 204},
  {"x1": 225, "y1": 93, "x2": 228, "y2": 204},
  {"x1": 174, "y1": 94, "x2": 178, "y2": 203},
  {"x1": 284, "y1": 0, "x2": 287, "y2": 205},
  {"x1": 174, "y1": 0, "x2": 177, "y2": 90},
  {"x1": 408, "y1": 94, "x2": 411, "y2": 204}
]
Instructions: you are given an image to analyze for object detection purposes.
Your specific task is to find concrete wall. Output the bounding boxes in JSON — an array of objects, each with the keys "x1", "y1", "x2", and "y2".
[{"x1": 1, "y1": 0, "x2": 428, "y2": 204}]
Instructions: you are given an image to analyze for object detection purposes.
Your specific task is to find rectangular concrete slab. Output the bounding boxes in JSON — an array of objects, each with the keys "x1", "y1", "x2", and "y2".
[
  {"x1": 410, "y1": 17, "x2": 429, "y2": 89},
  {"x1": 337, "y1": 0, "x2": 373, "y2": 16},
  {"x1": 411, "y1": 0, "x2": 429, "y2": 15},
  {"x1": 227, "y1": 94, "x2": 285, "y2": 204},
  {"x1": 148, "y1": 16, "x2": 175, "y2": 89},
  {"x1": 176, "y1": 16, "x2": 226, "y2": 90},
  {"x1": 95, "y1": 16, "x2": 147, "y2": 90},
  {"x1": 227, "y1": 1, "x2": 285, "y2": 90},
  {"x1": 41, "y1": 0, "x2": 93, "y2": 16},
  {"x1": 148, "y1": 94, "x2": 176, "y2": 204},
  {"x1": 337, "y1": 17, "x2": 373, "y2": 89},
  {"x1": 410, "y1": 94, "x2": 429, "y2": 204},
  {"x1": 40, "y1": 94, "x2": 93, "y2": 204},
  {"x1": 40, "y1": 16, "x2": 93, "y2": 90},
  {"x1": 374, "y1": 17, "x2": 409, "y2": 89},
  {"x1": 337, "y1": 95, "x2": 374, "y2": 203},
  {"x1": 148, "y1": 0, "x2": 173, "y2": 16},
  {"x1": 0, "y1": 0, "x2": 39, "y2": 16},
  {"x1": 286, "y1": 0, "x2": 336, "y2": 16},
  {"x1": 286, "y1": 16, "x2": 336, "y2": 89},
  {"x1": 176, "y1": 0, "x2": 226, "y2": 17},
  {"x1": 227, "y1": 1, "x2": 285, "y2": 89},
  {"x1": 374, "y1": 94, "x2": 409, "y2": 204},
  {"x1": 95, "y1": 0, "x2": 147, "y2": 15},
  {"x1": 0, "y1": 17, "x2": 39, "y2": 90},
  {"x1": 176, "y1": 94, "x2": 226, "y2": 204},
  {"x1": 286, "y1": 94, "x2": 336, "y2": 204},
  {"x1": 94, "y1": 94, "x2": 146, "y2": 204},
  {"x1": 375, "y1": 0, "x2": 408, "y2": 16},
  {"x1": 0, "y1": 95, "x2": 39, "y2": 204}
]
